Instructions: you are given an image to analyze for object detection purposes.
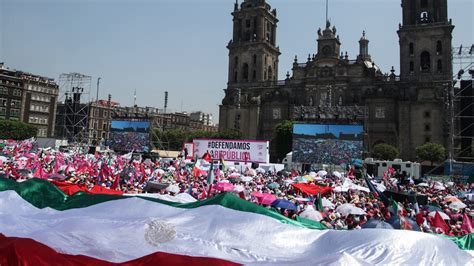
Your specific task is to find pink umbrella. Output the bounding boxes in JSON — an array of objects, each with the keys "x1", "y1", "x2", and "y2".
[
  {"x1": 251, "y1": 191, "x2": 264, "y2": 198},
  {"x1": 214, "y1": 182, "x2": 235, "y2": 192},
  {"x1": 228, "y1": 173, "x2": 241, "y2": 179},
  {"x1": 260, "y1": 193, "x2": 277, "y2": 205}
]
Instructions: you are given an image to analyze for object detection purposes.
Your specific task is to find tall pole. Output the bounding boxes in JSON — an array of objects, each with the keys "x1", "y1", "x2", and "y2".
[
  {"x1": 134, "y1": 89, "x2": 137, "y2": 107},
  {"x1": 326, "y1": 0, "x2": 329, "y2": 23},
  {"x1": 96, "y1": 77, "x2": 101, "y2": 103}
]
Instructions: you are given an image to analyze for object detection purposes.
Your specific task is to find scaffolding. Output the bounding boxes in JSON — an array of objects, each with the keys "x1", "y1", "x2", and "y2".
[
  {"x1": 58, "y1": 73, "x2": 92, "y2": 145},
  {"x1": 451, "y1": 44, "x2": 474, "y2": 162}
]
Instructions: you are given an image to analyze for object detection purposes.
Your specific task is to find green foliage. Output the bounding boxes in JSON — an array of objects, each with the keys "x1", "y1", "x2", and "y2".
[
  {"x1": 152, "y1": 128, "x2": 243, "y2": 151},
  {"x1": 0, "y1": 120, "x2": 38, "y2": 140},
  {"x1": 415, "y1": 142, "x2": 446, "y2": 166},
  {"x1": 274, "y1": 120, "x2": 294, "y2": 162},
  {"x1": 372, "y1": 143, "x2": 399, "y2": 160}
]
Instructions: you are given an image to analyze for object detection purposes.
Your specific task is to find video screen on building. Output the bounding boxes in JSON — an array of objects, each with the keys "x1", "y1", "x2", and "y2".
[
  {"x1": 110, "y1": 120, "x2": 150, "y2": 153},
  {"x1": 292, "y1": 124, "x2": 364, "y2": 165}
]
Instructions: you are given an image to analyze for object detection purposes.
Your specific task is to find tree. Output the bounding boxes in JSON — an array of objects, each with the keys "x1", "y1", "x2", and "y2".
[
  {"x1": 372, "y1": 143, "x2": 399, "y2": 160},
  {"x1": 217, "y1": 129, "x2": 242, "y2": 140},
  {"x1": 416, "y1": 142, "x2": 446, "y2": 166},
  {"x1": 0, "y1": 120, "x2": 38, "y2": 140},
  {"x1": 274, "y1": 120, "x2": 294, "y2": 162}
]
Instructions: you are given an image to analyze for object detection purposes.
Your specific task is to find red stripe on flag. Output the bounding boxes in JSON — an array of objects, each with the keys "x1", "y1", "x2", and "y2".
[{"x1": 0, "y1": 234, "x2": 240, "y2": 266}]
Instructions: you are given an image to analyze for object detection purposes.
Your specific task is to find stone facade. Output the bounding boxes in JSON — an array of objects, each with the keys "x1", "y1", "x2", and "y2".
[
  {"x1": 0, "y1": 63, "x2": 59, "y2": 138},
  {"x1": 219, "y1": 0, "x2": 454, "y2": 161}
]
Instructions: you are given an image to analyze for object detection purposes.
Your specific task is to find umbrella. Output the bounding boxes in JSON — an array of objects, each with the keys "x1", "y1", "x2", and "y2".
[
  {"x1": 362, "y1": 219, "x2": 395, "y2": 229},
  {"x1": 293, "y1": 176, "x2": 308, "y2": 183},
  {"x1": 308, "y1": 172, "x2": 317, "y2": 177},
  {"x1": 166, "y1": 184, "x2": 180, "y2": 194},
  {"x1": 417, "y1": 183, "x2": 430, "y2": 187},
  {"x1": 251, "y1": 191, "x2": 263, "y2": 198},
  {"x1": 267, "y1": 182, "x2": 280, "y2": 189},
  {"x1": 444, "y1": 196, "x2": 461, "y2": 203},
  {"x1": 155, "y1": 169, "x2": 165, "y2": 175},
  {"x1": 387, "y1": 216, "x2": 421, "y2": 231},
  {"x1": 214, "y1": 182, "x2": 235, "y2": 192},
  {"x1": 322, "y1": 197, "x2": 335, "y2": 208},
  {"x1": 336, "y1": 203, "x2": 366, "y2": 216},
  {"x1": 240, "y1": 176, "x2": 253, "y2": 182},
  {"x1": 449, "y1": 201, "x2": 467, "y2": 209},
  {"x1": 271, "y1": 199, "x2": 297, "y2": 210},
  {"x1": 303, "y1": 175, "x2": 314, "y2": 181},
  {"x1": 424, "y1": 205, "x2": 443, "y2": 212},
  {"x1": 234, "y1": 184, "x2": 245, "y2": 192},
  {"x1": 317, "y1": 170, "x2": 328, "y2": 177},
  {"x1": 260, "y1": 193, "x2": 277, "y2": 205},
  {"x1": 229, "y1": 173, "x2": 241, "y2": 179},
  {"x1": 300, "y1": 208, "x2": 323, "y2": 222},
  {"x1": 245, "y1": 169, "x2": 256, "y2": 176},
  {"x1": 429, "y1": 211, "x2": 450, "y2": 220},
  {"x1": 167, "y1": 166, "x2": 176, "y2": 171},
  {"x1": 332, "y1": 171, "x2": 342, "y2": 178},
  {"x1": 47, "y1": 173, "x2": 67, "y2": 180},
  {"x1": 255, "y1": 167, "x2": 266, "y2": 174}
]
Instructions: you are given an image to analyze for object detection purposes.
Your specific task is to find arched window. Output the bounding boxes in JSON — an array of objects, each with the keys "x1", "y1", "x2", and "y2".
[
  {"x1": 253, "y1": 54, "x2": 257, "y2": 65},
  {"x1": 268, "y1": 66, "x2": 273, "y2": 80},
  {"x1": 437, "y1": 60, "x2": 443, "y2": 72},
  {"x1": 234, "y1": 72, "x2": 238, "y2": 83},
  {"x1": 420, "y1": 51, "x2": 431, "y2": 71},
  {"x1": 409, "y1": 43, "x2": 414, "y2": 56},
  {"x1": 420, "y1": 11, "x2": 429, "y2": 23},
  {"x1": 252, "y1": 70, "x2": 256, "y2": 80},
  {"x1": 436, "y1": 41, "x2": 443, "y2": 55},
  {"x1": 409, "y1": 61, "x2": 414, "y2": 72},
  {"x1": 242, "y1": 63, "x2": 249, "y2": 81}
]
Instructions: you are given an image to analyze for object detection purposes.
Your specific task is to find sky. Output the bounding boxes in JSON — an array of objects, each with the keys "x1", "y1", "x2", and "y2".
[
  {"x1": 1, "y1": 0, "x2": 473, "y2": 124},
  {"x1": 294, "y1": 124, "x2": 363, "y2": 137}
]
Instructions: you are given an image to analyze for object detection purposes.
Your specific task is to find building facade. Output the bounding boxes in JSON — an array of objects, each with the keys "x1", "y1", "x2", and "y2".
[
  {"x1": 0, "y1": 63, "x2": 59, "y2": 137},
  {"x1": 0, "y1": 65, "x2": 23, "y2": 122},
  {"x1": 190, "y1": 111, "x2": 214, "y2": 126},
  {"x1": 219, "y1": 0, "x2": 454, "y2": 161}
]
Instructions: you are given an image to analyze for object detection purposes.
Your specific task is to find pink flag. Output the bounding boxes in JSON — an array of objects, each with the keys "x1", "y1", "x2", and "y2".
[{"x1": 461, "y1": 213, "x2": 473, "y2": 234}]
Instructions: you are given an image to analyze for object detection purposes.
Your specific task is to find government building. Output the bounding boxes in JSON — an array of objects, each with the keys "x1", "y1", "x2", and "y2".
[{"x1": 219, "y1": 0, "x2": 454, "y2": 161}]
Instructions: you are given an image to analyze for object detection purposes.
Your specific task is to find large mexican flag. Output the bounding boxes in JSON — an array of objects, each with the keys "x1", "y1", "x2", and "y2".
[{"x1": 0, "y1": 178, "x2": 472, "y2": 265}]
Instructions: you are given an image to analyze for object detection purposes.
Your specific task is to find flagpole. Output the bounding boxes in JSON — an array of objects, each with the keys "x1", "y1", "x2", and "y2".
[
  {"x1": 206, "y1": 159, "x2": 214, "y2": 199},
  {"x1": 326, "y1": 0, "x2": 329, "y2": 23}
]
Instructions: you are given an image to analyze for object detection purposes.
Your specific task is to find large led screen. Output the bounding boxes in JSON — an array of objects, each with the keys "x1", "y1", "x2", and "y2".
[
  {"x1": 110, "y1": 120, "x2": 150, "y2": 153},
  {"x1": 292, "y1": 124, "x2": 363, "y2": 165}
]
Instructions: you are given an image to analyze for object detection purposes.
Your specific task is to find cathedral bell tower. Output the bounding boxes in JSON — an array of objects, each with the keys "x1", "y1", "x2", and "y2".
[
  {"x1": 398, "y1": 0, "x2": 454, "y2": 81},
  {"x1": 316, "y1": 20, "x2": 341, "y2": 59},
  {"x1": 227, "y1": 0, "x2": 281, "y2": 86}
]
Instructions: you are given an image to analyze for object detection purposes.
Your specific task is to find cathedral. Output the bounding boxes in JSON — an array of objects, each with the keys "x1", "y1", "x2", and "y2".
[{"x1": 219, "y1": 0, "x2": 454, "y2": 161}]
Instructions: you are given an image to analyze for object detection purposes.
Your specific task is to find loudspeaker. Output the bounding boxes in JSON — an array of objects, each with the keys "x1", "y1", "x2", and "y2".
[
  {"x1": 251, "y1": 162, "x2": 259, "y2": 169},
  {"x1": 88, "y1": 146, "x2": 96, "y2": 154}
]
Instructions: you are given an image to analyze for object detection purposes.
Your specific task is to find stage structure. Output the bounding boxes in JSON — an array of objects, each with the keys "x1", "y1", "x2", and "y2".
[
  {"x1": 58, "y1": 73, "x2": 92, "y2": 145},
  {"x1": 451, "y1": 45, "x2": 474, "y2": 162}
]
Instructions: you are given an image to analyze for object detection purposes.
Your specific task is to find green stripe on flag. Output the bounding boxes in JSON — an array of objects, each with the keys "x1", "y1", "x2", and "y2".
[{"x1": 1, "y1": 177, "x2": 473, "y2": 251}]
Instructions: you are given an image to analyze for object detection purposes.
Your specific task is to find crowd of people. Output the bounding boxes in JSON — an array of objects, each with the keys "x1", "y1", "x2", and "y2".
[
  {"x1": 293, "y1": 138, "x2": 363, "y2": 165},
  {"x1": 0, "y1": 138, "x2": 473, "y2": 237}
]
